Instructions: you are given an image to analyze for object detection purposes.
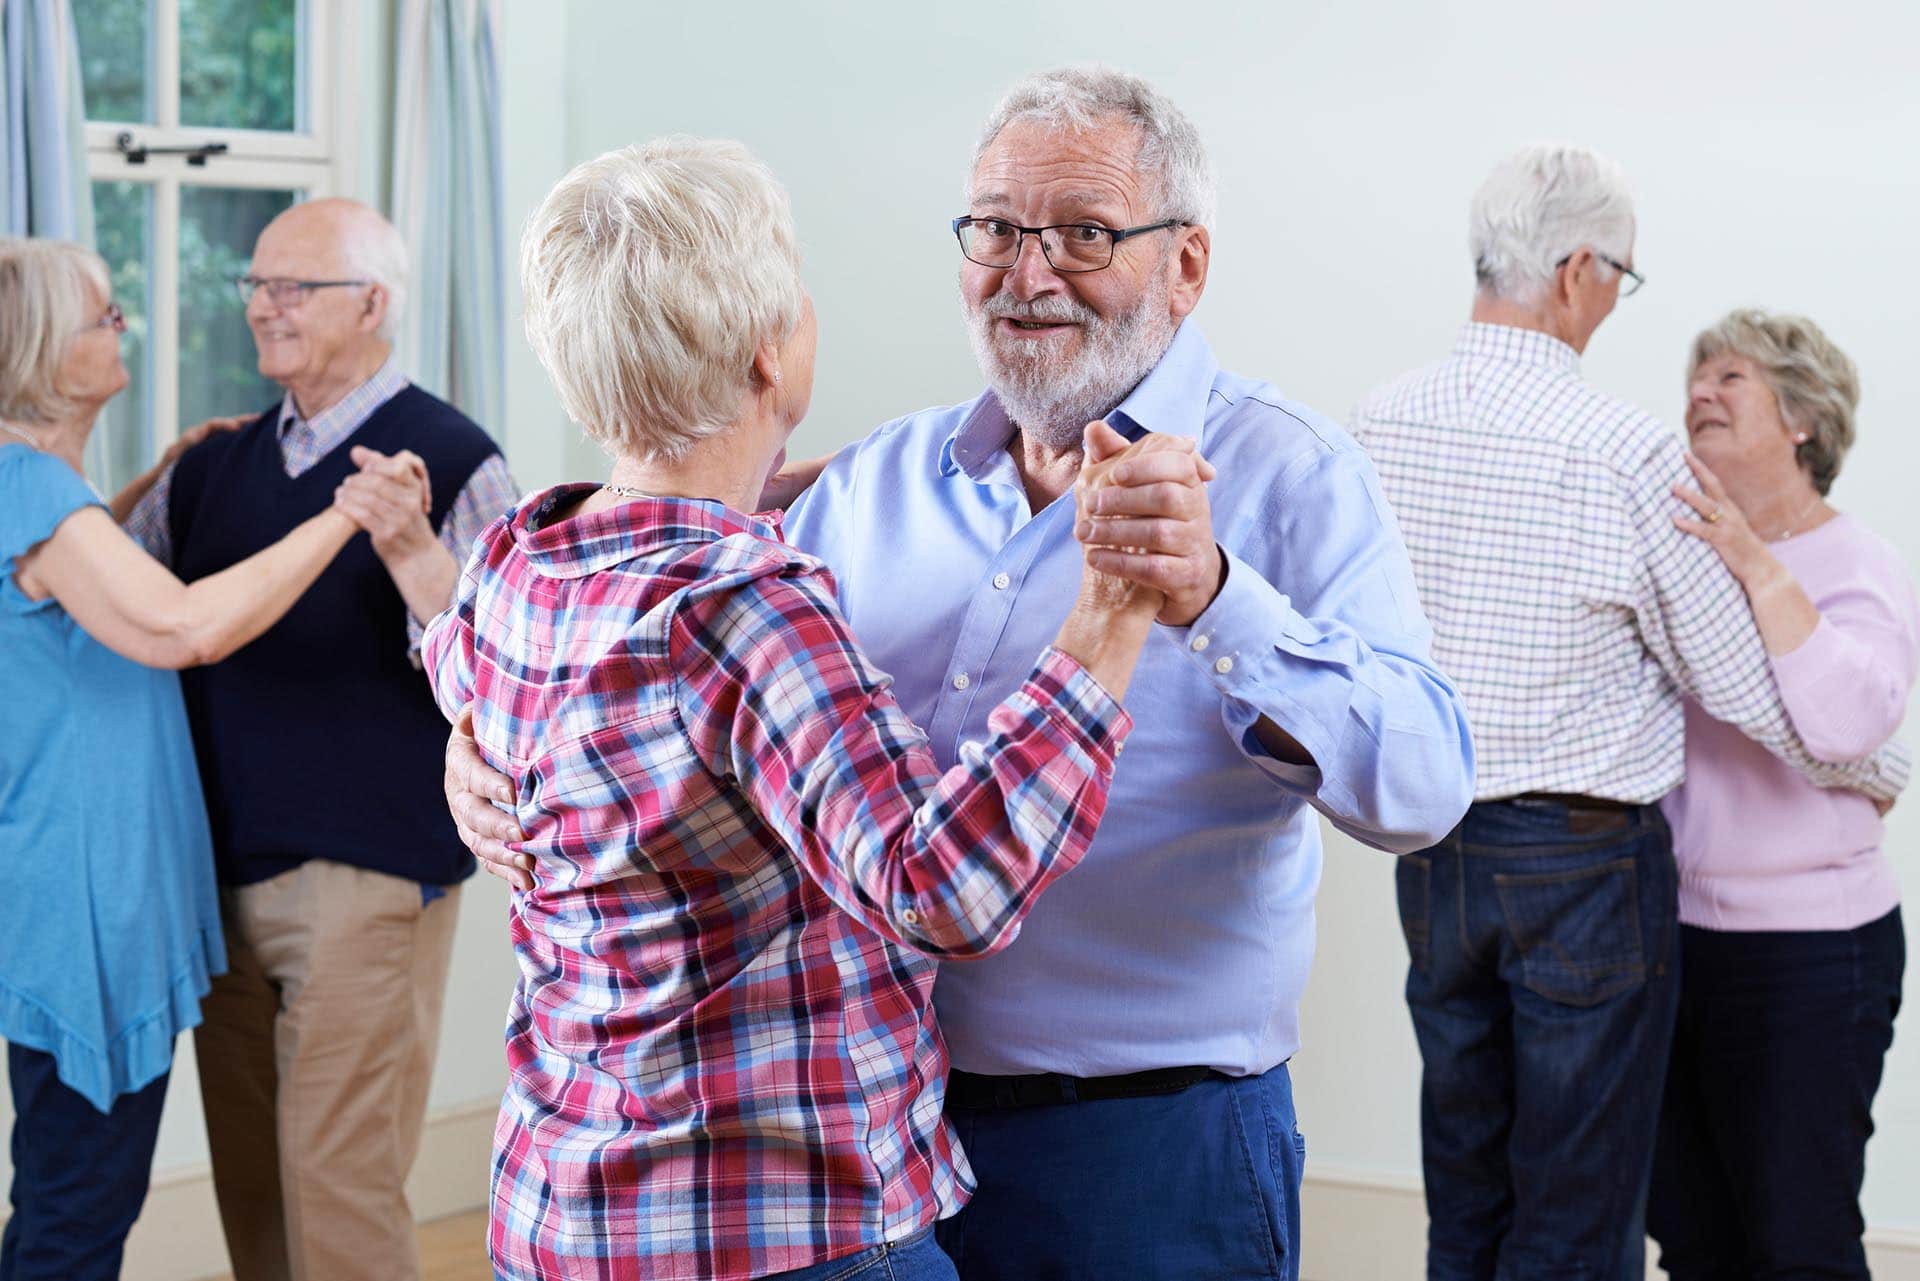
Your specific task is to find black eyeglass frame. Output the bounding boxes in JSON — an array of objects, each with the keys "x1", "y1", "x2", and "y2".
[
  {"x1": 951, "y1": 215, "x2": 1188, "y2": 273},
  {"x1": 235, "y1": 275, "x2": 374, "y2": 306},
  {"x1": 1553, "y1": 249, "x2": 1645, "y2": 297}
]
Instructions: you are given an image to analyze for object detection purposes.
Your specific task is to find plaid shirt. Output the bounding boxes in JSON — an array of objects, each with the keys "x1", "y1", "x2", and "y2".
[
  {"x1": 1352, "y1": 322, "x2": 1908, "y2": 803},
  {"x1": 123, "y1": 358, "x2": 521, "y2": 657},
  {"x1": 421, "y1": 486, "x2": 1130, "y2": 1281}
]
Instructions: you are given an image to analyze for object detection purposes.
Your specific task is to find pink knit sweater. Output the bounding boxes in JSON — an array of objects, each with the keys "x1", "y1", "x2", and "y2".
[{"x1": 1662, "y1": 514, "x2": 1919, "y2": 931}]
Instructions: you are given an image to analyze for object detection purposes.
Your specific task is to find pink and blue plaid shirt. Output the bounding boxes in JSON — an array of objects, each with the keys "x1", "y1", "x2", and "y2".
[{"x1": 422, "y1": 485, "x2": 1131, "y2": 1281}]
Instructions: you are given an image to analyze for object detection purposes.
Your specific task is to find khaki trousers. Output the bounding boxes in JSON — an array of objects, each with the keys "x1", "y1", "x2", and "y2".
[{"x1": 194, "y1": 860, "x2": 461, "y2": 1281}]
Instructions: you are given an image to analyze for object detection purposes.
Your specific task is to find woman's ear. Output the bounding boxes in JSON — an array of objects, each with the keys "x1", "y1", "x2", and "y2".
[{"x1": 749, "y1": 341, "x2": 783, "y2": 392}]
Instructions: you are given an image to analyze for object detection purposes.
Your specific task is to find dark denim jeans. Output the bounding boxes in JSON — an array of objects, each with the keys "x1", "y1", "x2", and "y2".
[
  {"x1": 765, "y1": 1227, "x2": 958, "y2": 1281},
  {"x1": 937, "y1": 1064, "x2": 1303, "y2": 1280},
  {"x1": 1, "y1": 1045, "x2": 170, "y2": 1281},
  {"x1": 1397, "y1": 798, "x2": 1680, "y2": 1281},
  {"x1": 1649, "y1": 907, "x2": 1905, "y2": 1281}
]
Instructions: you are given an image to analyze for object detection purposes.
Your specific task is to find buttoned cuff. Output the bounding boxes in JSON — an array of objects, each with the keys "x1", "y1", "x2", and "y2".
[{"x1": 1013, "y1": 645, "x2": 1136, "y2": 775}]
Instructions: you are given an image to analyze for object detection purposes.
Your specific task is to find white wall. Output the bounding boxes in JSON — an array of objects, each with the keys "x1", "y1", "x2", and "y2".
[
  {"x1": 547, "y1": 0, "x2": 1920, "y2": 1239},
  {"x1": 24, "y1": 2, "x2": 1912, "y2": 1274}
]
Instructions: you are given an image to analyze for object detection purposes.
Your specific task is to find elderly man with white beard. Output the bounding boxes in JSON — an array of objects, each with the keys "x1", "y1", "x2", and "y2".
[{"x1": 447, "y1": 67, "x2": 1474, "y2": 1280}]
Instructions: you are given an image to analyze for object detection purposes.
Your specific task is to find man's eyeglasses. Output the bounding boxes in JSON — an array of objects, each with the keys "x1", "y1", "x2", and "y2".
[
  {"x1": 85, "y1": 302, "x2": 127, "y2": 334},
  {"x1": 1555, "y1": 250, "x2": 1646, "y2": 297},
  {"x1": 235, "y1": 276, "x2": 372, "y2": 307},
  {"x1": 953, "y1": 216, "x2": 1187, "y2": 273}
]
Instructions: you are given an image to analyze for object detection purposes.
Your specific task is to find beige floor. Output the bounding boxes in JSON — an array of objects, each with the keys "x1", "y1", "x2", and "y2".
[{"x1": 209, "y1": 1210, "x2": 492, "y2": 1281}]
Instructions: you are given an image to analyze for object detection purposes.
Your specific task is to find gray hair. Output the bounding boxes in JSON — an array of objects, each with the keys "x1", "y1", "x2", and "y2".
[
  {"x1": 972, "y1": 66, "x2": 1217, "y2": 229},
  {"x1": 1690, "y1": 309, "x2": 1859, "y2": 496},
  {"x1": 520, "y1": 138, "x2": 804, "y2": 463},
  {"x1": 0, "y1": 238, "x2": 112, "y2": 425},
  {"x1": 1469, "y1": 143, "x2": 1635, "y2": 304}
]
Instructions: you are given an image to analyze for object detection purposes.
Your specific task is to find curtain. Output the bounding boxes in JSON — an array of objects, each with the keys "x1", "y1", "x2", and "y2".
[
  {"x1": 0, "y1": 0, "x2": 95, "y2": 241},
  {"x1": 389, "y1": 0, "x2": 504, "y2": 436}
]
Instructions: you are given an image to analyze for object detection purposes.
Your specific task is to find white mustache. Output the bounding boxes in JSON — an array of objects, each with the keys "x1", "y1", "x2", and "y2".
[{"x1": 981, "y1": 294, "x2": 1097, "y2": 326}]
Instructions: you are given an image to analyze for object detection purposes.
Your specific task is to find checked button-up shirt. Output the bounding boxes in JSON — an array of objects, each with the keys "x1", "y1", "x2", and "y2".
[{"x1": 422, "y1": 487, "x2": 1131, "y2": 1281}]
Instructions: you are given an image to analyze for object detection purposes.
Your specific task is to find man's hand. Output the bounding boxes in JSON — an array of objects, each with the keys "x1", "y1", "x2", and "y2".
[
  {"x1": 1074, "y1": 419, "x2": 1224, "y2": 627},
  {"x1": 334, "y1": 446, "x2": 434, "y2": 558},
  {"x1": 758, "y1": 450, "x2": 838, "y2": 512},
  {"x1": 446, "y1": 705, "x2": 535, "y2": 891}
]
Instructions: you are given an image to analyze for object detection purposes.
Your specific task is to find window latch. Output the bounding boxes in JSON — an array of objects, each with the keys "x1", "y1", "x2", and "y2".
[{"x1": 115, "y1": 132, "x2": 230, "y2": 167}]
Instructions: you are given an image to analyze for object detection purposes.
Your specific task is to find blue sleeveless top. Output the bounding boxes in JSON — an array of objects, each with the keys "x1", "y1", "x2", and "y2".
[{"x1": 0, "y1": 443, "x2": 224, "y2": 1111}]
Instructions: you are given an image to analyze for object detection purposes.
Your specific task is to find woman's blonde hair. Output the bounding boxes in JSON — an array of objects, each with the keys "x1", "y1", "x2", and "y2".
[
  {"x1": 0, "y1": 238, "x2": 112, "y2": 425},
  {"x1": 519, "y1": 137, "x2": 804, "y2": 462},
  {"x1": 1689, "y1": 309, "x2": 1859, "y2": 496}
]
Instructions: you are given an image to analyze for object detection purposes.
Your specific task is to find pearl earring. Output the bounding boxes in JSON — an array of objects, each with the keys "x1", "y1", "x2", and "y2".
[{"x1": 1794, "y1": 433, "x2": 1808, "y2": 444}]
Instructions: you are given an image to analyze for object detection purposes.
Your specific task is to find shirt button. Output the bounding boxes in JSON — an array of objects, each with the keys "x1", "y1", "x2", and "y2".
[
  {"x1": 900, "y1": 907, "x2": 921, "y2": 926},
  {"x1": 952, "y1": 673, "x2": 971, "y2": 691},
  {"x1": 1190, "y1": 634, "x2": 1211, "y2": 653},
  {"x1": 1214, "y1": 657, "x2": 1234, "y2": 675},
  {"x1": 992, "y1": 573, "x2": 1011, "y2": 590}
]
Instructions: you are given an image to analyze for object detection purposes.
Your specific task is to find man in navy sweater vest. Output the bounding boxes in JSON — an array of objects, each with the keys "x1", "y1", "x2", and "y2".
[{"x1": 123, "y1": 199, "x2": 518, "y2": 1281}]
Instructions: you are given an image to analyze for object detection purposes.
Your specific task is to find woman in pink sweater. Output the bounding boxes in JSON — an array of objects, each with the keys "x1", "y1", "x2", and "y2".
[{"x1": 1650, "y1": 310, "x2": 1915, "y2": 1280}]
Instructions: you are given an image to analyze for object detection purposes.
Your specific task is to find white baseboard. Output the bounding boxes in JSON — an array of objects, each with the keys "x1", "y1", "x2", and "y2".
[
  {"x1": 1299, "y1": 1163, "x2": 1920, "y2": 1281},
  {"x1": 115, "y1": 1098, "x2": 497, "y2": 1281},
  {"x1": 88, "y1": 1127, "x2": 1920, "y2": 1281}
]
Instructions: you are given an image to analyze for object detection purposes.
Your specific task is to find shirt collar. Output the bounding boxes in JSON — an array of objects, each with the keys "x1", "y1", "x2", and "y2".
[
  {"x1": 278, "y1": 355, "x2": 409, "y2": 451},
  {"x1": 939, "y1": 320, "x2": 1219, "y2": 481},
  {"x1": 512, "y1": 484, "x2": 786, "y2": 579},
  {"x1": 1454, "y1": 321, "x2": 1582, "y2": 375}
]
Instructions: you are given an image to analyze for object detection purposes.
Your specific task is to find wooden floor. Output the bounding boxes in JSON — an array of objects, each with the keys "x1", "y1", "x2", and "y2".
[{"x1": 209, "y1": 1209, "x2": 492, "y2": 1281}]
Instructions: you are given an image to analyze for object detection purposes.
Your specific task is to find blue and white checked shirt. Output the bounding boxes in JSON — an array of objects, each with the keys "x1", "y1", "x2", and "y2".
[
  {"x1": 785, "y1": 321, "x2": 1476, "y2": 1078},
  {"x1": 1350, "y1": 322, "x2": 1908, "y2": 804}
]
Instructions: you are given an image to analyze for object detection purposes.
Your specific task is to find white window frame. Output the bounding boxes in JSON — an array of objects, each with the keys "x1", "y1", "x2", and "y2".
[{"x1": 82, "y1": 0, "x2": 363, "y2": 454}]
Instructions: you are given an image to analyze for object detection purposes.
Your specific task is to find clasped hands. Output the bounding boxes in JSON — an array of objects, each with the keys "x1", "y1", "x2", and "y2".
[
  {"x1": 333, "y1": 445, "x2": 435, "y2": 561},
  {"x1": 1074, "y1": 419, "x2": 1223, "y2": 627}
]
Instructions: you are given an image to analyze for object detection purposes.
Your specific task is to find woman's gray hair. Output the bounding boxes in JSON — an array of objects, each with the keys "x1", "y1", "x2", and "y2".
[
  {"x1": 1690, "y1": 308, "x2": 1859, "y2": 496},
  {"x1": 520, "y1": 138, "x2": 804, "y2": 462},
  {"x1": 972, "y1": 66, "x2": 1217, "y2": 229},
  {"x1": 1469, "y1": 143, "x2": 1635, "y2": 304},
  {"x1": 0, "y1": 238, "x2": 112, "y2": 425}
]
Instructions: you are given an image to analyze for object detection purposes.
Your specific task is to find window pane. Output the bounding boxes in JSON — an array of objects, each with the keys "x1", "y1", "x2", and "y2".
[
  {"x1": 91, "y1": 181, "x2": 154, "y2": 493},
  {"x1": 74, "y1": 0, "x2": 152, "y2": 124},
  {"x1": 180, "y1": 0, "x2": 301, "y2": 132},
  {"x1": 179, "y1": 186, "x2": 297, "y2": 425}
]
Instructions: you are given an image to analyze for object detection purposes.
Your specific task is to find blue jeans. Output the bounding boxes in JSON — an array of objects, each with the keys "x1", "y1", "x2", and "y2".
[
  {"x1": 763, "y1": 1227, "x2": 958, "y2": 1281},
  {"x1": 1649, "y1": 907, "x2": 1905, "y2": 1281},
  {"x1": 1397, "y1": 798, "x2": 1680, "y2": 1281},
  {"x1": 0, "y1": 1044, "x2": 170, "y2": 1281},
  {"x1": 937, "y1": 1064, "x2": 1303, "y2": 1280}
]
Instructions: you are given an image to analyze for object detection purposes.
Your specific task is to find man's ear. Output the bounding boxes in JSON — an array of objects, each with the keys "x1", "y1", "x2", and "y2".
[
  {"x1": 1553, "y1": 247, "x2": 1591, "y2": 308},
  {"x1": 362, "y1": 283, "x2": 390, "y2": 336},
  {"x1": 1168, "y1": 224, "x2": 1210, "y2": 321}
]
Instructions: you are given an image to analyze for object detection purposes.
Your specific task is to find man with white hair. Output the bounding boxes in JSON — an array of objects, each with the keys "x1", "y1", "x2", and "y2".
[
  {"x1": 1350, "y1": 145, "x2": 1908, "y2": 1278},
  {"x1": 449, "y1": 67, "x2": 1474, "y2": 1279},
  {"x1": 123, "y1": 197, "x2": 518, "y2": 1281}
]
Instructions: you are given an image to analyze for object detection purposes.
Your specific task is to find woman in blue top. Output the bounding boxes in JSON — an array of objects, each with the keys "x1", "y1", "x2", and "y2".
[{"x1": 0, "y1": 238, "x2": 409, "y2": 1280}]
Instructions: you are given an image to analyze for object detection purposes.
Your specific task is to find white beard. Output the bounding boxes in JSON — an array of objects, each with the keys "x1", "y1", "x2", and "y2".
[{"x1": 965, "y1": 275, "x2": 1177, "y2": 450}]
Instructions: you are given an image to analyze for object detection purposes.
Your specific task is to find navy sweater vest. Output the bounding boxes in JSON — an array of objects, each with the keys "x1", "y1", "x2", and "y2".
[{"x1": 168, "y1": 385, "x2": 499, "y2": 888}]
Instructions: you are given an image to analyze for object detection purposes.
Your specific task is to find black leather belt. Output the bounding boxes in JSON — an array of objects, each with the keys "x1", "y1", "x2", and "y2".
[
  {"x1": 1508, "y1": 791, "x2": 1635, "y2": 812},
  {"x1": 946, "y1": 1065, "x2": 1219, "y2": 1111}
]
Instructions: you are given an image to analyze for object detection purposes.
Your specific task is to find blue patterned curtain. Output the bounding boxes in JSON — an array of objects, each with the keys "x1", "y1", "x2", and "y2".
[
  {"x1": 0, "y1": 0, "x2": 95, "y2": 241},
  {"x1": 390, "y1": 0, "x2": 504, "y2": 437}
]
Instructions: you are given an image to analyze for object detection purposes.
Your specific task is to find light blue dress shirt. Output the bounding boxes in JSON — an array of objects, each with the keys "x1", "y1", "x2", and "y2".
[{"x1": 785, "y1": 323, "x2": 1475, "y2": 1077}]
